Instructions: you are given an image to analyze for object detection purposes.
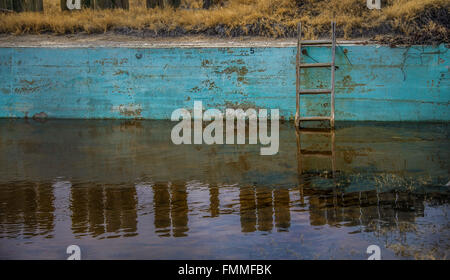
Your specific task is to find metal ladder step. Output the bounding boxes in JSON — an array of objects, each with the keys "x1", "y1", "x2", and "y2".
[
  {"x1": 300, "y1": 40, "x2": 332, "y2": 45},
  {"x1": 298, "y1": 116, "x2": 331, "y2": 121},
  {"x1": 301, "y1": 150, "x2": 333, "y2": 157},
  {"x1": 299, "y1": 63, "x2": 333, "y2": 68},
  {"x1": 299, "y1": 89, "x2": 331, "y2": 95}
]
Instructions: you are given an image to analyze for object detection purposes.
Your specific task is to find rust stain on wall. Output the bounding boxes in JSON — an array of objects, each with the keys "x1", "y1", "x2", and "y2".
[
  {"x1": 113, "y1": 70, "x2": 129, "y2": 76},
  {"x1": 216, "y1": 66, "x2": 249, "y2": 84}
]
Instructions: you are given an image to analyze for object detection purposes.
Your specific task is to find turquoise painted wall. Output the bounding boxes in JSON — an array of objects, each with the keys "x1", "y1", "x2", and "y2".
[{"x1": 0, "y1": 44, "x2": 448, "y2": 120}]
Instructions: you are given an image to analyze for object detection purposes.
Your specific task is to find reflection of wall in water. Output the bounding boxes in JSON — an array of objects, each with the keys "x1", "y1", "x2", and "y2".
[
  {"x1": 209, "y1": 186, "x2": 220, "y2": 218},
  {"x1": 153, "y1": 182, "x2": 189, "y2": 237},
  {"x1": 70, "y1": 184, "x2": 137, "y2": 238},
  {"x1": 0, "y1": 121, "x2": 447, "y2": 188},
  {"x1": 304, "y1": 185, "x2": 425, "y2": 235},
  {"x1": 239, "y1": 186, "x2": 291, "y2": 233},
  {"x1": 0, "y1": 179, "x2": 443, "y2": 240},
  {"x1": 0, "y1": 183, "x2": 54, "y2": 238}
]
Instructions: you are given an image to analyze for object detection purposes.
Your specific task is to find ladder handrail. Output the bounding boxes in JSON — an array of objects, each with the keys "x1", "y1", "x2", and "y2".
[
  {"x1": 295, "y1": 23, "x2": 301, "y2": 128},
  {"x1": 330, "y1": 22, "x2": 336, "y2": 128}
]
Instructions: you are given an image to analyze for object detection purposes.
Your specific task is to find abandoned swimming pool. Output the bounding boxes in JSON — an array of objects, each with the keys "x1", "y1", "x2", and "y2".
[{"x1": 0, "y1": 41, "x2": 448, "y2": 259}]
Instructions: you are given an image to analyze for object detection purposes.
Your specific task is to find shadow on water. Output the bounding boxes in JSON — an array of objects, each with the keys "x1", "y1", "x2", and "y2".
[{"x1": 0, "y1": 119, "x2": 448, "y2": 259}]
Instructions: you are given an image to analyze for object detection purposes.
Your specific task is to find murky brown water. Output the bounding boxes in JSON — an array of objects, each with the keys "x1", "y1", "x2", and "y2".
[{"x1": 0, "y1": 119, "x2": 448, "y2": 259}]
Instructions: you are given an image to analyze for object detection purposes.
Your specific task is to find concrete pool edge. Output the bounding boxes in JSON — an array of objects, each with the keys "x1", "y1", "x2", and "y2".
[{"x1": 0, "y1": 35, "x2": 376, "y2": 48}]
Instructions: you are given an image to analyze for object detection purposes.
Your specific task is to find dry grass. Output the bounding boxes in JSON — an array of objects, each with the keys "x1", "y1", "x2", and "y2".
[{"x1": 0, "y1": 0, "x2": 448, "y2": 43}]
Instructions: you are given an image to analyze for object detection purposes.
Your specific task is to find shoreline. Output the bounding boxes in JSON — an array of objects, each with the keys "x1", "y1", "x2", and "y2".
[{"x1": 0, "y1": 34, "x2": 409, "y2": 48}]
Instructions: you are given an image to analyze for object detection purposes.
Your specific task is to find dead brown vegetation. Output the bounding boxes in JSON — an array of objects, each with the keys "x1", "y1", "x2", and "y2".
[{"x1": 0, "y1": 0, "x2": 448, "y2": 44}]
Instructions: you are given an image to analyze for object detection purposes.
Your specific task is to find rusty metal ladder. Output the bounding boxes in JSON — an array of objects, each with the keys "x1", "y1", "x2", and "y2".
[{"x1": 295, "y1": 22, "x2": 336, "y2": 128}]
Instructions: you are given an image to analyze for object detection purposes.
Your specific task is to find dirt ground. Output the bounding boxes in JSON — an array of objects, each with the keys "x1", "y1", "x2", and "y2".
[{"x1": 0, "y1": 33, "x2": 375, "y2": 48}]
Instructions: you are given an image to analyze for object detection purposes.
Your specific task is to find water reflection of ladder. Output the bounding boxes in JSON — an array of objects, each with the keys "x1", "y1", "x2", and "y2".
[
  {"x1": 295, "y1": 22, "x2": 336, "y2": 128},
  {"x1": 296, "y1": 128, "x2": 336, "y2": 178}
]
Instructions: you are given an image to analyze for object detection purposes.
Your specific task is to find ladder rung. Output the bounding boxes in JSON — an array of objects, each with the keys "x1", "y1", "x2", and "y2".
[
  {"x1": 299, "y1": 63, "x2": 332, "y2": 68},
  {"x1": 300, "y1": 40, "x2": 332, "y2": 45},
  {"x1": 298, "y1": 89, "x2": 331, "y2": 95},
  {"x1": 301, "y1": 150, "x2": 332, "y2": 157},
  {"x1": 299, "y1": 116, "x2": 331, "y2": 121}
]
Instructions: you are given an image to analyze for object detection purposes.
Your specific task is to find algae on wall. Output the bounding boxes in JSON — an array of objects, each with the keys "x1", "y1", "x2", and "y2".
[{"x1": 0, "y1": 0, "x2": 43, "y2": 12}]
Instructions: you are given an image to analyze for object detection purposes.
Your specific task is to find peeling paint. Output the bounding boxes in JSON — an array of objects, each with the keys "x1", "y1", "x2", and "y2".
[{"x1": 112, "y1": 104, "x2": 143, "y2": 118}]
